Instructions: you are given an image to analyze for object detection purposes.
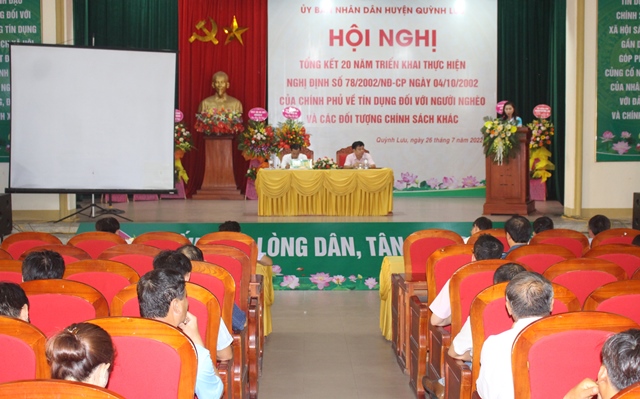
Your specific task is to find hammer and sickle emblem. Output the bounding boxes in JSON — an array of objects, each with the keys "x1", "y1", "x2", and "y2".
[{"x1": 189, "y1": 18, "x2": 219, "y2": 45}]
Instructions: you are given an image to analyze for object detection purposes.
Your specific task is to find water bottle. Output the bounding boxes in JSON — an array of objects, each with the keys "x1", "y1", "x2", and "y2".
[{"x1": 364, "y1": 159, "x2": 369, "y2": 169}]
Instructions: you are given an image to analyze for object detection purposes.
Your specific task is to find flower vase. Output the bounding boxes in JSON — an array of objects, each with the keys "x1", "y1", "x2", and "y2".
[{"x1": 529, "y1": 178, "x2": 547, "y2": 201}]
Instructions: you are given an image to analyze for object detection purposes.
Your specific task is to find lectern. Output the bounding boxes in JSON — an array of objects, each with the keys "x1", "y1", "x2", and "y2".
[
  {"x1": 483, "y1": 127, "x2": 535, "y2": 215},
  {"x1": 193, "y1": 136, "x2": 244, "y2": 200}
]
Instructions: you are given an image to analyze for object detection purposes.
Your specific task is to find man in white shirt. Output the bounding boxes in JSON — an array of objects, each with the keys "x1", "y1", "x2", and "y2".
[
  {"x1": 476, "y1": 272, "x2": 554, "y2": 399},
  {"x1": 280, "y1": 144, "x2": 308, "y2": 169},
  {"x1": 343, "y1": 141, "x2": 376, "y2": 169}
]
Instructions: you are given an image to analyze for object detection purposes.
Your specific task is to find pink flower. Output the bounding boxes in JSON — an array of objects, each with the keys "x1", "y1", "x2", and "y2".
[
  {"x1": 348, "y1": 275, "x2": 357, "y2": 282},
  {"x1": 427, "y1": 178, "x2": 440, "y2": 189},
  {"x1": 280, "y1": 275, "x2": 300, "y2": 289},
  {"x1": 272, "y1": 265, "x2": 282, "y2": 275},
  {"x1": 612, "y1": 141, "x2": 631, "y2": 155},
  {"x1": 364, "y1": 277, "x2": 378, "y2": 289},
  {"x1": 401, "y1": 172, "x2": 418, "y2": 184},
  {"x1": 601, "y1": 131, "x2": 615, "y2": 142},
  {"x1": 310, "y1": 272, "x2": 332, "y2": 290},
  {"x1": 441, "y1": 176, "x2": 460, "y2": 189},
  {"x1": 394, "y1": 180, "x2": 406, "y2": 190},
  {"x1": 621, "y1": 131, "x2": 631, "y2": 139},
  {"x1": 332, "y1": 275, "x2": 346, "y2": 285},
  {"x1": 461, "y1": 176, "x2": 479, "y2": 188}
]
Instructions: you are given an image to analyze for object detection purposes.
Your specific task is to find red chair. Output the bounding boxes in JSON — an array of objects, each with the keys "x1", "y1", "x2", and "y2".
[
  {"x1": 585, "y1": 244, "x2": 640, "y2": 278},
  {"x1": 0, "y1": 260, "x2": 23, "y2": 283},
  {"x1": 89, "y1": 317, "x2": 197, "y2": 399},
  {"x1": 0, "y1": 380, "x2": 126, "y2": 399},
  {"x1": 505, "y1": 244, "x2": 575, "y2": 274},
  {"x1": 529, "y1": 228, "x2": 590, "y2": 257},
  {"x1": 512, "y1": 312, "x2": 638, "y2": 399},
  {"x1": 98, "y1": 244, "x2": 161, "y2": 277},
  {"x1": 583, "y1": 280, "x2": 640, "y2": 324},
  {"x1": 335, "y1": 145, "x2": 368, "y2": 167},
  {"x1": 0, "y1": 249, "x2": 12, "y2": 260},
  {"x1": 543, "y1": 258, "x2": 627, "y2": 305},
  {"x1": 613, "y1": 381, "x2": 640, "y2": 398},
  {"x1": 21, "y1": 279, "x2": 109, "y2": 337},
  {"x1": 0, "y1": 316, "x2": 50, "y2": 382},
  {"x1": 63, "y1": 260, "x2": 140, "y2": 310},
  {"x1": 1, "y1": 232, "x2": 62, "y2": 260},
  {"x1": 132, "y1": 231, "x2": 191, "y2": 250},
  {"x1": 21, "y1": 244, "x2": 91, "y2": 264},
  {"x1": 190, "y1": 260, "x2": 236, "y2": 333},
  {"x1": 404, "y1": 229, "x2": 464, "y2": 276},
  {"x1": 466, "y1": 228, "x2": 510, "y2": 251},
  {"x1": 198, "y1": 231, "x2": 259, "y2": 274},
  {"x1": 592, "y1": 228, "x2": 640, "y2": 247},
  {"x1": 68, "y1": 232, "x2": 126, "y2": 259},
  {"x1": 447, "y1": 282, "x2": 580, "y2": 399}
]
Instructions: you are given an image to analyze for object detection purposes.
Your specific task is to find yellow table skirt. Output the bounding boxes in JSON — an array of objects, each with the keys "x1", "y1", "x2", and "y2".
[
  {"x1": 379, "y1": 256, "x2": 405, "y2": 340},
  {"x1": 256, "y1": 264, "x2": 274, "y2": 336},
  {"x1": 255, "y1": 168, "x2": 394, "y2": 216}
]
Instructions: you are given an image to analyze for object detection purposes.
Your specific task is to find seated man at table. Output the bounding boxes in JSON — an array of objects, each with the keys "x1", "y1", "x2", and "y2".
[
  {"x1": 281, "y1": 144, "x2": 308, "y2": 169},
  {"x1": 343, "y1": 141, "x2": 376, "y2": 169}
]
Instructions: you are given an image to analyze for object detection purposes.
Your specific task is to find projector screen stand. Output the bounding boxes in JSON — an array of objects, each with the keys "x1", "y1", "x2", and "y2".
[{"x1": 53, "y1": 194, "x2": 133, "y2": 223}]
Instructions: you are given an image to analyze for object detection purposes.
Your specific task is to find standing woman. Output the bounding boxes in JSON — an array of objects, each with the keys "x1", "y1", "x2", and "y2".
[{"x1": 501, "y1": 101, "x2": 523, "y2": 126}]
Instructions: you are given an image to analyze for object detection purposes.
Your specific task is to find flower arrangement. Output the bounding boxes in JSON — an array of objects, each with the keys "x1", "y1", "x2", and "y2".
[
  {"x1": 312, "y1": 157, "x2": 338, "y2": 169},
  {"x1": 275, "y1": 119, "x2": 310, "y2": 149},
  {"x1": 527, "y1": 119, "x2": 556, "y2": 182},
  {"x1": 246, "y1": 167, "x2": 258, "y2": 181},
  {"x1": 174, "y1": 123, "x2": 194, "y2": 152},
  {"x1": 481, "y1": 116, "x2": 519, "y2": 165},
  {"x1": 238, "y1": 121, "x2": 279, "y2": 160},
  {"x1": 194, "y1": 108, "x2": 244, "y2": 136}
]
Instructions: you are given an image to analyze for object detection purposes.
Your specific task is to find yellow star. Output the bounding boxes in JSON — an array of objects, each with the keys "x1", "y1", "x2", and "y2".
[{"x1": 223, "y1": 16, "x2": 248, "y2": 45}]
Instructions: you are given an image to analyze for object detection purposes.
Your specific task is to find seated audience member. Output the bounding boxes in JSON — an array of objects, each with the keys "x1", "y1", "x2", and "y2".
[
  {"x1": 22, "y1": 250, "x2": 65, "y2": 282},
  {"x1": 588, "y1": 214, "x2": 611, "y2": 243},
  {"x1": 501, "y1": 215, "x2": 532, "y2": 258},
  {"x1": 0, "y1": 282, "x2": 29, "y2": 321},
  {"x1": 153, "y1": 250, "x2": 233, "y2": 361},
  {"x1": 448, "y1": 263, "x2": 527, "y2": 361},
  {"x1": 533, "y1": 216, "x2": 554, "y2": 235},
  {"x1": 177, "y1": 243, "x2": 246, "y2": 332},
  {"x1": 632, "y1": 235, "x2": 640, "y2": 247},
  {"x1": 138, "y1": 269, "x2": 223, "y2": 399},
  {"x1": 564, "y1": 329, "x2": 640, "y2": 399},
  {"x1": 95, "y1": 217, "x2": 132, "y2": 243},
  {"x1": 280, "y1": 143, "x2": 308, "y2": 169},
  {"x1": 464, "y1": 216, "x2": 493, "y2": 243},
  {"x1": 343, "y1": 141, "x2": 376, "y2": 169},
  {"x1": 46, "y1": 322, "x2": 114, "y2": 388},
  {"x1": 476, "y1": 272, "x2": 554, "y2": 399},
  {"x1": 430, "y1": 234, "x2": 504, "y2": 327}
]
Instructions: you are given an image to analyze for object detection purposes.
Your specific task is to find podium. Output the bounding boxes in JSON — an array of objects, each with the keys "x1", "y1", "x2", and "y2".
[
  {"x1": 483, "y1": 127, "x2": 535, "y2": 215},
  {"x1": 193, "y1": 135, "x2": 244, "y2": 200}
]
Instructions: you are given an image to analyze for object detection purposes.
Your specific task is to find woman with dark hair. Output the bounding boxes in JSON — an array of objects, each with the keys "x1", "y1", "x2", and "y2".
[
  {"x1": 501, "y1": 101, "x2": 522, "y2": 126},
  {"x1": 46, "y1": 322, "x2": 115, "y2": 388}
]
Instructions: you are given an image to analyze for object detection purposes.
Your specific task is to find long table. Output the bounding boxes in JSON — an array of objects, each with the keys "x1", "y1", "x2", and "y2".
[{"x1": 255, "y1": 168, "x2": 394, "y2": 216}]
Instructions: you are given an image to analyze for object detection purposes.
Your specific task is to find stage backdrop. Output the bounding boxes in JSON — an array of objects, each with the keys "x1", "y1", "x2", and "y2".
[{"x1": 268, "y1": 1, "x2": 497, "y2": 196}]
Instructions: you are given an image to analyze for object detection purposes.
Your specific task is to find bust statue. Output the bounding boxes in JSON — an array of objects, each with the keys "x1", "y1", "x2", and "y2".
[{"x1": 198, "y1": 71, "x2": 243, "y2": 113}]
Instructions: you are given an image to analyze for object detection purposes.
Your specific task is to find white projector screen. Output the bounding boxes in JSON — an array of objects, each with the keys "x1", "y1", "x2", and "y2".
[{"x1": 9, "y1": 44, "x2": 177, "y2": 192}]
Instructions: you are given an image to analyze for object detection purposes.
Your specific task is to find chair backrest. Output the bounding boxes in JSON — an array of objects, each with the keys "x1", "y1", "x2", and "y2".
[
  {"x1": 466, "y1": 228, "x2": 510, "y2": 251},
  {"x1": 403, "y1": 229, "x2": 464, "y2": 276},
  {"x1": 529, "y1": 228, "x2": 590, "y2": 257},
  {"x1": 197, "y1": 245, "x2": 251, "y2": 311},
  {"x1": 184, "y1": 282, "x2": 222, "y2": 352},
  {"x1": 132, "y1": 232, "x2": 191, "y2": 250},
  {"x1": 612, "y1": 381, "x2": 640, "y2": 398},
  {"x1": 426, "y1": 244, "x2": 473, "y2": 307},
  {"x1": 469, "y1": 282, "x2": 580, "y2": 393},
  {"x1": 335, "y1": 145, "x2": 369, "y2": 167},
  {"x1": 1, "y1": 232, "x2": 62, "y2": 259},
  {"x1": 97, "y1": 244, "x2": 161, "y2": 277},
  {"x1": 20, "y1": 244, "x2": 92, "y2": 264},
  {"x1": 197, "y1": 231, "x2": 259, "y2": 270},
  {"x1": 280, "y1": 146, "x2": 315, "y2": 162},
  {"x1": 585, "y1": 244, "x2": 640, "y2": 278},
  {"x1": 0, "y1": 259, "x2": 24, "y2": 283},
  {"x1": 68, "y1": 232, "x2": 127, "y2": 259},
  {"x1": 110, "y1": 284, "x2": 140, "y2": 317},
  {"x1": 505, "y1": 244, "x2": 576, "y2": 274},
  {"x1": 0, "y1": 248, "x2": 12, "y2": 260},
  {"x1": 190, "y1": 260, "x2": 236, "y2": 331},
  {"x1": 0, "y1": 316, "x2": 49, "y2": 382},
  {"x1": 591, "y1": 228, "x2": 640, "y2": 247},
  {"x1": 21, "y1": 279, "x2": 109, "y2": 337},
  {"x1": 0, "y1": 379, "x2": 126, "y2": 399},
  {"x1": 583, "y1": 280, "x2": 640, "y2": 324},
  {"x1": 512, "y1": 312, "x2": 638, "y2": 399},
  {"x1": 89, "y1": 316, "x2": 197, "y2": 399},
  {"x1": 543, "y1": 258, "x2": 627, "y2": 305},
  {"x1": 64, "y1": 260, "x2": 140, "y2": 310}
]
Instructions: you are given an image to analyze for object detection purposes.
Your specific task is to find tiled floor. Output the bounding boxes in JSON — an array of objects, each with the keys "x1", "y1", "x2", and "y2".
[{"x1": 259, "y1": 291, "x2": 415, "y2": 399}]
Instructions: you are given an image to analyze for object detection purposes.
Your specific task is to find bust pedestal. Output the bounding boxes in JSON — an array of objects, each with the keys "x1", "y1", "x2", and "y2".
[{"x1": 193, "y1": 135, "x2": 244, "y2": 200}]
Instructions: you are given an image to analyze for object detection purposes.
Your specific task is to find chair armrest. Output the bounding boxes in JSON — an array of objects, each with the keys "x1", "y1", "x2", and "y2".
[
  {"x1": 444, "y1": 352, "x2": 472, "y2": 399},
  {"x1": 217, "y1": 358, "x2": 232, "y2": 399},
  {"x1": 231, "y1": 331, "x2": 248, "y2": 399},
  {"x1": 249, "y1": 274, "x2": 263, "y2": 298},
  {"x1": 427, "y1": 322, "x2": 451, "y2": 381},
  {"x1": 247, "y1": 296, "x2": 260, "y2": 398},
  {"x1": 409, "y1": 295, "x2": 430, "y2": 398}
]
